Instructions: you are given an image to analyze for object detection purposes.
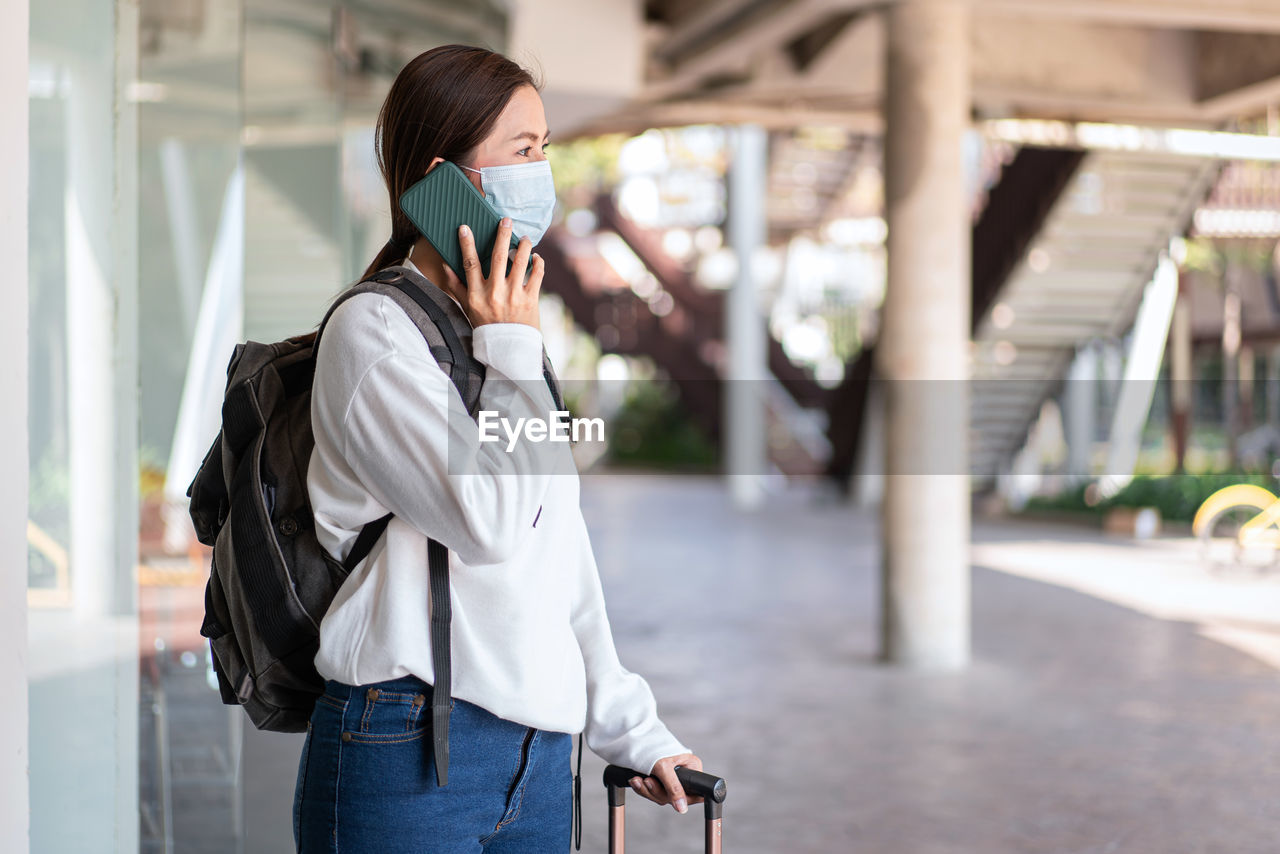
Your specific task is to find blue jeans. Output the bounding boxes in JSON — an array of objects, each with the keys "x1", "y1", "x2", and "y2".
[{"x1": 293, "y1": 675, "x2": 573, "y2": 853}]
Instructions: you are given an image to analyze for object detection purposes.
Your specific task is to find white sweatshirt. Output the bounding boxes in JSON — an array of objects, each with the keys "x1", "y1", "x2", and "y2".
[{"x1": 305, "y1": 262, "x2": 689, "y2": 776}]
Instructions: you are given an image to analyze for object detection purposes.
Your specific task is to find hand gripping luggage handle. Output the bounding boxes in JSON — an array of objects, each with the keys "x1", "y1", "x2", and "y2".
[
  {"x1": 603, "y1": 764, "x2": 727, "y2": 812},
  {"x1": 603, "y1": 764, "x2": 727, "y2": 854}
]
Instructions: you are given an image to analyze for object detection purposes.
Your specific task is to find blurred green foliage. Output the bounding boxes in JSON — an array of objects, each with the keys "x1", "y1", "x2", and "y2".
[
  {"x1": 1024, "y1": 470, "x2": 1278, "y2": 523},
  {"x1": 28, "y1": 450, "x2": 69, "y2": 542},
  {"x1": 1182, "y1": 235, "x2": 1275, "y2": 276},
  {"x1": 548, "y1": 134, "x2": 626, "y2": 200},
  {"x1": 604, "y1": 380, "x2": 718, "y2": 471}
]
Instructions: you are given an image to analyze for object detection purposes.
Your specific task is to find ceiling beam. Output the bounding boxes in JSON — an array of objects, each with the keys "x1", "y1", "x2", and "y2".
[
  {"x1": 1195, "y1": 31, "x2": 1280, "y2": 120},
  {"x1": 975, "y1": 0, "x2": 1280, "y2": 33},
  {"x1": 973, "y1": 84, "x2": 1212, "y2": 125},
  {"x1": 650, "y1": 0, "x2": 1280, "y2": 99},
  {"x1": 641, "y1": 0, "x2": 882, "y2": 102},
  {"x1": 612, "y1": 0, "x2": 1280, "y2": 138},
  {"x1": 1200, "y1": 77, "x2": 1280, "y2": 122},
  {"x1": 653, "y1": 0, "x2": 764, "y2": 63},
  {"x1": 563, "y1": 98, "x2": 881, "y2": 140}
]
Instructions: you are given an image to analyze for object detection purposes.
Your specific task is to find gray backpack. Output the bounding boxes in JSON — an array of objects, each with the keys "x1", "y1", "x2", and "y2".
[{"x1": 186, "y1": 264, "x2": 564, "y2": 788}]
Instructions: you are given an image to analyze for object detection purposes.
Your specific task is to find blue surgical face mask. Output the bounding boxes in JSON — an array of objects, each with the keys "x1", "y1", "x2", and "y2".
[{"x1": 461, "y1": 159, "x2": 557, "y2": 246}]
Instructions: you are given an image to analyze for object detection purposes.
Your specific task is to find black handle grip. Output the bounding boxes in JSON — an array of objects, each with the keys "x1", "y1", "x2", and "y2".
[{"x1": 603, "y1": 764, "x2": 728, "y2": 804}]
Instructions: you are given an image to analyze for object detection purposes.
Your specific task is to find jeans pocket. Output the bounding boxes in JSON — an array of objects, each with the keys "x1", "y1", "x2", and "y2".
[{"x1": 344, "y1": 685, "x2": 430, "y2": 744}]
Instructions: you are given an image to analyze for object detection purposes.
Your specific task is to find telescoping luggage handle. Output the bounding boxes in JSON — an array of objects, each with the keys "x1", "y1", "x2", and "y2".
[{"x1": 603, "y1": 764, "x2": 728, "y2": 854}]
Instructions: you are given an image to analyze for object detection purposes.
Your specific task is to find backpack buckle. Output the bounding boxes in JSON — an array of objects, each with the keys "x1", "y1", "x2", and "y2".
[{"x1": 372, "y1": 269, "x2": 406, "y2": 285}]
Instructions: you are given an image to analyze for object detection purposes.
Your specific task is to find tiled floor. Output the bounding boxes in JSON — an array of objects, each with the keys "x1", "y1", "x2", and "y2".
[
  {"x1": 572, "y1": 474, "x2": 1280, "y2": 853},
  {"x1": 149, "y1": 473, "x2": 1280, "y2": 852}
]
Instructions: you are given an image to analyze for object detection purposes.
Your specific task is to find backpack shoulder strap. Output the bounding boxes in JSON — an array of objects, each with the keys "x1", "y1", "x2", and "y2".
[
  {"x1": 312, "y1": 267, "x2": 474, "y2": 787},
  {"x1": 314, "y1": 270, "x2": 478, "y2": 575},
  {"x1": 315, "y1": 266, "x2": 564, "y2": 790},
  {"x1": 317, "y1": 266, "x2": 486, "y2": 416},
  {"x1": 358, "y1": 265, "x2": 477, "y2": 788},
  {"x1": 321, "y1": 266, "x2": 565, "y2": 415},
  {"x1": 541, "y1": 349, "x2": 566, "y2": 413},
  {"x1": 371, "y1": 265, "x2": 487, "y2": 416}
]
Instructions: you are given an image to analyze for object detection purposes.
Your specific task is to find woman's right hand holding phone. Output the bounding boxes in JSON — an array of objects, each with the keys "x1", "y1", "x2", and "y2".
[{"x1": 452, "y1": 216, "x2": 544, "y2": 331}]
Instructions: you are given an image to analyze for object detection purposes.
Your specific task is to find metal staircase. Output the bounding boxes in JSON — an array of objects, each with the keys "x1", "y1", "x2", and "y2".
[
  {"x1": 968, "y1": 149, "x2": 1220, "y2": 487},
  {"x1": 540, "y1": 212, "x2": 833, "y2": 475},
  {"x1": 822, "y1": 146, "x2": 1220, "y2": 490},
  {"x1": 825, "y1": 145, "x2": 1085, "y2": 486}
]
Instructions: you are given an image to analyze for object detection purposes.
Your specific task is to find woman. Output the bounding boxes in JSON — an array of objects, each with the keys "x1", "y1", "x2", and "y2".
[{"x1": 294, "y1": 44, "x2": 702, "y2": 852}]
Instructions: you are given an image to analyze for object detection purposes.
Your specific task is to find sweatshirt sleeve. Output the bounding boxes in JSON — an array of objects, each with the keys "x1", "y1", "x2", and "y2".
[
  {"x1": 568, "y1": 506, "x2": 691, "y2": 776},
  {"x1": 319, "y1": 293, "x2": 568, "y2": 566}
]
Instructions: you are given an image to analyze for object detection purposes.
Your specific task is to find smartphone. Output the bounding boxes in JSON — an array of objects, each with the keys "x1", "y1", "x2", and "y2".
[{"x1": 399, "y1": 161, "x2": 519, "y2": 282}]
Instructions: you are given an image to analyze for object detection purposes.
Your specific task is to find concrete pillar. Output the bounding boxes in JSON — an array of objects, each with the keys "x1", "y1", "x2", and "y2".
[
  {"x1": 0, "y1": 0, "x2": 30, "y2": 848},
  {"x1": 1065, "y1": 344, "x2": 1098, "y2": 483},
  {"x1": 878, "y1": 0, "x2": 971, "y2": 669},
  {"x1": 724, "y1": 124, "x2": 769, "y2": 510}
]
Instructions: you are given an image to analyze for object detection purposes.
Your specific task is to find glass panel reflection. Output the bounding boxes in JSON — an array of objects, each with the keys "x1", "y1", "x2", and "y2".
[
  {"x1": 136, "y1": 1, "x2": 510, "y2": 850},
  {"x1": 137, "y1": 0, "x2": 245, "y2": 851}
]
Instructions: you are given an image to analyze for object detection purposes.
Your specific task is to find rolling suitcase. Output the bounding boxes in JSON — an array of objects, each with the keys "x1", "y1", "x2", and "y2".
[{"x1": 602, "y1": 764, "x2": 728, "y2": 853}]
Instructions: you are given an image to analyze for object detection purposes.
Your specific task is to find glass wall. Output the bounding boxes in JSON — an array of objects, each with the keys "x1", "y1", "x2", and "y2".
[
  {"x1": 28, "y1": 0, "x2": 139, "y2": 848},
  {"x1": 136, "y1": 1, "x2": 246, "y2": 850},
  {"x1": 28, "y1": 1, "x2": 510, "y2": 851}
]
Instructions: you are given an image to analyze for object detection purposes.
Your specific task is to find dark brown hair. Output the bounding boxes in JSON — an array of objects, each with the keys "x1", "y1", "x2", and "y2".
[{"x1": 361, "y1": 44, "x2": 541, "y2": 280}]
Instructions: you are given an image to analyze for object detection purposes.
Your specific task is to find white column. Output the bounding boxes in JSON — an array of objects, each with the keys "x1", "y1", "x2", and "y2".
[
  {"x1": 1099, "y1": 254, "x2": 1179, "y2": 497},
  {"x1": 725, "y1": 124, "x2": 769, "y2": 509},
  {"x1": 30, "y1": 1, "x2": 139, "y2": 849},
  {"x1": 65, "y1": 55, "x2": 121, "y2": 618},
  {"x1": 62, "y1": 0, "x2": 139, "y2": 622},
  {"x1": 1065, "y1": 344, "x2": 1098, "y2": 482},
  {"x1": 0, "y1": 0, "x2": 30, "y2": 847},
  {"x1": 879, "y1": 0, "x2": 972, "y2": 669}
]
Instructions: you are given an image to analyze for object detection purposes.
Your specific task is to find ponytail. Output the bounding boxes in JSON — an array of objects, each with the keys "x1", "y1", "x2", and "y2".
[{"x1": 361, "y1": 231, "x2": 416, "y2": 281}]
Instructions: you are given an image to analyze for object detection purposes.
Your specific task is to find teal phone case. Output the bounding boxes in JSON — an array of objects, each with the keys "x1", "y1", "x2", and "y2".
[{"x1": 399, "y1": 161, "x2": 519, "y2": 281}]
